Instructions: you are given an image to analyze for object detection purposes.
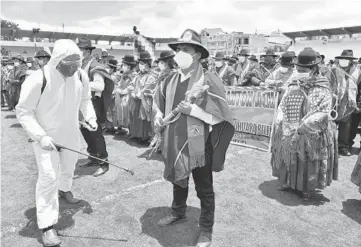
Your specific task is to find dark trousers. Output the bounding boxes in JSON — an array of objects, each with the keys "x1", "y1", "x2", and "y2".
[
  {"x1": 337, "y1": 114, "x2": 352, "y2": 150},
  {"x1": 171, "y1": 137, "x2": 215, "y2": 233},
  {"x1": 349, "y1": 112, "x2": 361, "y2": 147},
  {"x1": 80, "y1": 96, "x2": 108, "y2": 160}
]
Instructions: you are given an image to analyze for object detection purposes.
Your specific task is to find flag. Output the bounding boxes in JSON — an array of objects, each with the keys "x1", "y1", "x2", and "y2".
[{"x1": 133, "y1": 26, "x2": 155, "y2": 61}]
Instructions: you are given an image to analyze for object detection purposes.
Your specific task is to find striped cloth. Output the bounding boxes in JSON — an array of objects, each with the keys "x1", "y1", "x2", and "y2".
[{"x1": 133, "y1": 29, "x2": 156, "y2": 61}]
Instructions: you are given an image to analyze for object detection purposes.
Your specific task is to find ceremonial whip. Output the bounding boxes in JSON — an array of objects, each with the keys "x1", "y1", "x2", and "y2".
[{"x1": 54, "y1": 143, "x2": 134, "y2": 175}]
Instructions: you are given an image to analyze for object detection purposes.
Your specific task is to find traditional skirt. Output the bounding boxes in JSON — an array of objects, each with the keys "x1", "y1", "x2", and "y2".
[
  {"x1": 128, "y1": 98, "x2": 152, "y2": 139},
  {"x1": 351, "y1": 152, "x2": 361, "y2": 194},
  {"x1": 113, "y1": 93, "x2": 130, "y2": 128}
]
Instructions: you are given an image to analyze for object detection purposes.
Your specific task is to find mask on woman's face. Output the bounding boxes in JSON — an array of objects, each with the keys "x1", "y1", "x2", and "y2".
[
  {"x1": 239, "y1": 56, "x2": 246, "y2": 63},
  {"x1": 7, "y1": 65, "x2": 14, "y2": 69},
  {"x1": 57, "y1": 61, "x2": 80, "y2": 78},
  {"x1": 279, "y1": 66, "x2": 289, "y2": 73},
  {"x1": 27, "y1": 63, "x2": 32, "y2": 68},
  {"x1": 14, "y1": 62, "x2": 20, "y2": 67},
  {"x1": 339, "y1": 59, "x2": 350, "y2": 68},
  {"x1": 174, "y1": 51, "x2": 196, "y2": 70},
  {"x1": 122, "y1": 64, "x2": 130, "y2": 73},
  {"x1": 158, "y1": 62, "x2": 166, "y2": 71},
  {"x1": 215, "y1": 61, "x2": 223, "y2": 68}
]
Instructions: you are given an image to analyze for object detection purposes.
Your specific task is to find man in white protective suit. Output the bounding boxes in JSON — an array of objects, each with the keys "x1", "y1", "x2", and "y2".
[{"x1": 16, "y1": 39, "x2": 97, "y2": 246}]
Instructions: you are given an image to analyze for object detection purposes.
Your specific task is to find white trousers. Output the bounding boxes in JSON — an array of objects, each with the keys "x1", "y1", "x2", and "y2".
[{"x1": 32, "y1": 143, "x2": 78, "y2": 229}]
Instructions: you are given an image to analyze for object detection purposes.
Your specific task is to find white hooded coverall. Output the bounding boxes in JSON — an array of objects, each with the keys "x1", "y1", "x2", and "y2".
[{"x1": 16, "y1": 39, "x2": 96, "y2": 229}]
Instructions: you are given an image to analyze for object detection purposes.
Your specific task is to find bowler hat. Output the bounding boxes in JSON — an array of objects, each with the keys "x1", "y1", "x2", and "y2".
[
  {"x1": 137, "y1": 51, "x2": 153, "y2": 62},
  {"x1": 158, "y1": 50, "x2": 175, "y2": 62},
  {"x1": 107, "y1": 58, "x2": 118, "y2": 69},
  {"x1": 264, "y1": 48, "x2": 278, "y2": 57},
  {"x1": 26, "y1": 57, "x2": 33, "y2": 63},
  {"x1": 13, "y1": 55, "x2": 25, "y2": 63},
  {"x1": 214, "y1": 52, "x2": 225, "y2": 60},
  {"x1": 34, "y1": 50, "x2": 51, "y2": 58},
  {"x1": 238, "y1": 49, "x2": 250, "y2": 56},
  {"x1": 249, "y1": 55, "x2": 258, "y2": 62},
  {"x1": 101, "y1": 51, "x2": 109, "y2": 58},
  {"x1": 294, "y1": 48, "x2": 322, "y2": 67},
  {"x1": 168, "y1": 29, "x2": 209, "y2": 59},
  {"x1": 77, "y1": 37, "x2": 96, "y2": 50},
  {"x1": 122, "y1": 55, "x2": 136, "y2": 66},
  {"x1": 228, "y1": 58, "x2": 237, "y2": 65},
  {"x1": 280, "y1": 52, "x2": 294, "y2": 66},
  {"x1": 335, "y1": 50, "x2": 357, "y2": 60}
]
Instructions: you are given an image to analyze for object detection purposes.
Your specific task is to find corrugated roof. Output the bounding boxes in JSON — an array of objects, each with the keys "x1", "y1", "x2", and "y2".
[{"x1": 283, "y1": 26, "x2": 361, "y2": 39}]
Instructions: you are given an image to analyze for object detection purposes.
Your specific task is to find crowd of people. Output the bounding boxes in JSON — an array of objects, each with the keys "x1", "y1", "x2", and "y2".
[{"x1": 1, "y1": 28, "x2": 361, "y2": 247}]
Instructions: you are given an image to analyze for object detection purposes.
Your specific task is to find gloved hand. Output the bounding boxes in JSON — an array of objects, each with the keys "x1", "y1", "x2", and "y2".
[
  {"x1": 40, "y1": 136, "x2": 57, "y2": 151},
  {"x1": 83, "y1": 119, "x2": 98, "y2": 131}
]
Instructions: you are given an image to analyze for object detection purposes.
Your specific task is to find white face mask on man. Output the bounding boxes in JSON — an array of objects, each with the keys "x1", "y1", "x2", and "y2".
[
  {"x1": 174, "y1": 51, "x2": 196, "y2": 70},
  {"x1": 239, "y1": 56, "x2": 246, "y2": 63},
  {"x1": 7, "y1": 65, "x2": 14, "y2": 69},
  {"x1": 27, "y1": 63, "x2": 32, "y2": 68},
  {"x1": 158, "y1": 62, "x2": 166, "y2": 71},
  {"x1": 139, "y1": 63, "x2": 146, "y2": 72},
  {"x1": 279, "y1": 66, "x2": 289, "y2": 73},
  {"x1": 14, "y1": 62, "x2": 20, "y2": 67},
  {"x1": 215, "y1": 61, "x2": 223, "y2": 68},
  {"x1": 339, "y1": 59, "x2": 350, "y2": 68}
]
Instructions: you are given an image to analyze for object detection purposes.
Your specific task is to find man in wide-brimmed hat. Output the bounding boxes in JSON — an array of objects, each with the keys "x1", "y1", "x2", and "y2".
[
  {"x1": 213, "y1": 51, "x2": 237, "y2": 86},
  {"x1": 153, "y1": 29, "x2": 235, "y2": 247},
  {"x1": 331, "y1": 49, "x2": 361, "y2": 156},
  {"x1": 271, "y1": 48, "x2": 338, "y2": 201},
  {"x1": 259, "y1": 48, "x2": 280, "y2": 81},
  {"x1": 112, "y1": 55, "x2": 137, "y2": 135},
  {"x1": 34, "y1": 49, "x2": 51, "y2": 68},
  {"x1": 127, "y1": 51, "x2": 157, "y2": 144},
  {"x1": 77, "y1": 37, "x2": 114, "y2": 177},
  {"x1": 235, "y1": 48, "x2": 251, "y2": 82},
  {"x1": 8, "y1": 55, "x2": 28, "y2": 110}
]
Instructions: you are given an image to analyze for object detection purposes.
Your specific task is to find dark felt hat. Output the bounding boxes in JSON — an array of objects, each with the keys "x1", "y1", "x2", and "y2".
[
  {"x1": 280, "y1": 52, "x2": 294, "y2": 66},
  {"x1": 34, "y1": 50, "x2": 51, "y2": 58},
  {"x1": 264, "y1": 48, "x2": 278, "y2": 57},
  {"x1": 26, "y1": 57, "x2": 34, "y2": 63},
  {"x1": 158, "y1": 50, "x2": 175, "y2": 61},
  {"x1": 214, "y1": 52, "x2": 225, "y2": 60},
  {"x1": 107, "y1": 58, "x2": 118, "y2": 69},
  {"x1": 122, "y1": 55, "x2": 136, "y2": 66},
  {"x1": 13, "y1": 55, "x2": 25, "y2": 63},
  {"x1": 77, "y1": 37, "x2": 96, "y2": 50},
  {"x1": 238, "y1": 49, "x2": 250, "y2": 56},
  {"x1": 294, "y1": 48, "x2": 322, "y2": 67},
  {"x1": 228, "y1": 58, "x2": 237, "y2": 65},
  {"x1": 137, "y1": 51, "x2": 153, "y2": 62},
  {"x1": 101, "y1": 51, "x2": 109, "y2": 57},
  {"x1": 249, "y1": 55, "x2": 258, "y2": 62},
  {"x1": 335, "y1": 50, "x2": 357, "y2": 60},
  {"x1": 168, "y1": 29, "x2": 209, "y2": 59}
]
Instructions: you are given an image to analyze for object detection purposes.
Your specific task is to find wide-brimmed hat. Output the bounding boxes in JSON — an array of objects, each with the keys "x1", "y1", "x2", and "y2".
[
  {"x1": 263, "y1": 48, "x2": 278, "y2": 57},
  {"x1": 294, "y1": 48, "x2": 322, "y2": 67},
  {"x1": 228, "y1": 58, "x2": 237, "y2": 65},
  {"x1": 77, "y1": 37, "x2": 96, "y2": 50},
  {"x1": 13, "y1": 55, "x2": 25, "y2": 63},
  {"x1": 214, "y1": 52, "x2": 225, "y2": 60},
  {"x1": 249, "y1": 55, "x2": 258, "y2": 62},
  {"x1": 157, "y1": 50, "x2": 175, "y2": 62},
  {"x1": 280, "y1": 52, "x2": 294, "y2": 66},
  {"x1": 238, "y1": 49, "x2": 250, "y2": 56},
  {"x1": 107, "y1": 58, "x2": 118, "y2": 69},
  {"x1": 122, "y1": 55, "x2": 136, "y2": 66},
  {"x1": 101, "y1": 51, "x2": 109, "y2": 58},
  {"x1": 335, "y1": 50, "x2": 357, "y2": 60},
  {"x1": 137, "y1": 51, "x2": 153, "y2": 62},
  {"x1": 168, "y1": 29, "x2": 209, "y2": 59},
  {"x1": 34, "y1": 50, "x2": 51, "y2": 58},
  {"x1": 231, "y1": 56, "x2": 239, "y2": 61},
  {"x1": 316, "y1": 52, "x2": 325, "y2": 61}
]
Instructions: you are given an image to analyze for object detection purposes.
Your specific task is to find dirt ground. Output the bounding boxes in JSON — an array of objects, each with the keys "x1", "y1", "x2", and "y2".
[{"x1": 1, "y1": 109, "x2": 360, "y2": 247}]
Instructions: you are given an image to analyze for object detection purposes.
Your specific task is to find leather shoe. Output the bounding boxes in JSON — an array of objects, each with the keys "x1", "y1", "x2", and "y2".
[
  {"x1": 196, "y1": 231, "x2": 212, "y2": 247},
  {"x1": 339, "y1": 149, "x2": 351, "y2": 156},
  {"x1": 93, "y1": 164, "x2": 109, "y2": 177},
  {"x1": 59, "y1": 190, "x2": 79, "y2": 204},
  {"x1": 79, "y1": 159, "x2": 98, "y2": 167},
  {"x1": 42, "y1": 229, "x2": 61, "y2": 246},
  {"x1": 157, "y1": 215, "x2": 187, "y2": 227}
]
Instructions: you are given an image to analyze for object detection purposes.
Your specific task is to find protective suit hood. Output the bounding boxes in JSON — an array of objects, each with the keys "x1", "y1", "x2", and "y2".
[{"x1": 48, "y1": 39, "x2": 82, "y2": 69}]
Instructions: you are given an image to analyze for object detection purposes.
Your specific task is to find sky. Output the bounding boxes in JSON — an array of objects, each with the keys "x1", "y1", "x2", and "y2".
[{"x1": 1, "y1": 0, "x2": 361, "y2": 38}]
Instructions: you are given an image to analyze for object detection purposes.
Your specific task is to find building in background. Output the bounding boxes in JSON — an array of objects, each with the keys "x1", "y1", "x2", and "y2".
[{"x1": 200, "y1": 28, "x2": 290, "y2": 57}]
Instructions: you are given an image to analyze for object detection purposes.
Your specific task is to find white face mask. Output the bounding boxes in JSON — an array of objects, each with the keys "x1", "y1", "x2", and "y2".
[
  {"x1": 239, "y1": 56, "x2": 246, "y2": 63},
  {"x1": 14, "y1": 62, "x2": 20, "y2": 67},
  {"x1": 215, "y1": 61, "x2": 223, "y2": 68},
  {"x1": 27, "y1": 63, "x2": 32, "y2": 68},
  {"x1": 7, "y1": 65, "x2": 14, "y2": 69},
  {"x1": 139, "y1": 64, "x2": 146, "y2": 72},
  {"x1": 158, "y1": 62, "x2": 166, "y2": 71},
  {"x1": 279, "y1": 66, "x2": 289, "y2": 73},
  {"x1": 295, "y1": 71, "x2": 310, "y2": 81},
  {"x1": 174, "y1": 51, "x2": 195, "y2": 70},
  {"x1": 339, "y1": 59, "x2": 350, "y2": 68},
  {"x1": 122, "y1": 64, "x2": 130, "y2": 73}
]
